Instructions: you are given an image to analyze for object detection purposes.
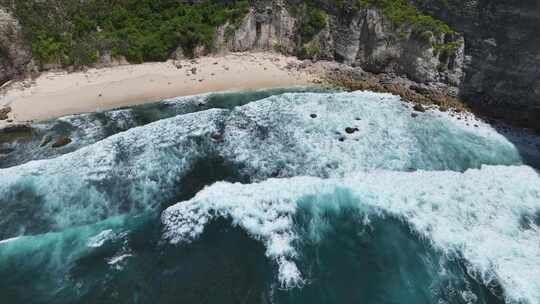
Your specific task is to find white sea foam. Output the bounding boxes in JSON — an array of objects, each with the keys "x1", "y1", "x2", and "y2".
[
  {"x1": 162, "y1": 165, "x2": 540, "y2": 303},
  {"x1": 0, "y1": 91, "x2": 528, "y2": 234},
  {"x1": 107, "y1": 253, "x2": 133, "y2": 270},
  {"x1": 1, "y1": 90, "x2": 539, "y2": 301},
  {"x1": 0, "y1": 236, "x2": 21, "y2": 245},
  {"x1": 87, "y1": 229, "x2": 116, "y2": 248}
]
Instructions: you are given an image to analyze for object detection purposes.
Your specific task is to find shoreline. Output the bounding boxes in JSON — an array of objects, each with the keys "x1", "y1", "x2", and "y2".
[{"x1": 0, "y1": 52, "x2": 318, "y2": 125}]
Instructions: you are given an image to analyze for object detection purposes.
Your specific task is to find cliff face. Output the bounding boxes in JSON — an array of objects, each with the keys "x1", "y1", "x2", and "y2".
[
  {"x1": 0, "y1": 8, "x2": 31, "y2": 87},
  {"x1": 409, "y1": 0, "x2": 540, "y2": 129},
  {"x1": 214, "y1": 0, "x2": 464, "y2": 89},
  {"x1": 215, "y1": 0, "x2": 539, "y2": 130}
]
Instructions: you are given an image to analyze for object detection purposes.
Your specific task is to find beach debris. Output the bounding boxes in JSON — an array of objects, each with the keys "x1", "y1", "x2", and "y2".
[
  {"x1": 199, "y1": 79, "x2": 204, "y2": 82},
  {"x1": 191, "y1": 67, "x2": 197, "y2": 75},
  {"x1": 213, "y1": 62, "x2": 218, "y2": 65},
  {"x1": 413, "y1": 104, "x2": 426, "y2": 112},
  {"x1": 0, "y1": 106, "x2": 11, "y2": 120},
  {"x1": 52, "y1": 135, "x2": 72, "y2": 148},
  {"x1": 0, "y1": 123, "x2": 34, "y2": 142}
]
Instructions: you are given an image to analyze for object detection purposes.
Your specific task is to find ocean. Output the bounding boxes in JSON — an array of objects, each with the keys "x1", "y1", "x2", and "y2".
[{"x1": 0, "y1": 88, "x2": 539, "y2": 304}]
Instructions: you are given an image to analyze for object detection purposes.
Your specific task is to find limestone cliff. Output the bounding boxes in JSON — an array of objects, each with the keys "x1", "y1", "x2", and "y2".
[
  {"x1": 0, "y1": 8, "x2": 31, "y2": 87},
  {"x1": 409, "y1": 0, "x2": 540, "y2": 129},
  {"x1": 214, "y1": 0, "x2": 464, "y2": 89}
]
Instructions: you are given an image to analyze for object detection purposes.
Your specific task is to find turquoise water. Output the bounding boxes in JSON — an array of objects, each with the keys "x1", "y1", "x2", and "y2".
[{"x1": 0, "y1": 90, "x2": 539, "y2": 303}]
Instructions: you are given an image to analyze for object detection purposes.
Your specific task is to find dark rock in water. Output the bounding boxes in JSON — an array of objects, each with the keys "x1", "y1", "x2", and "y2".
[
  {"x1": 0, "y1": 123, "x2": 34, "y2": 144},
  {"x1": 338, "y1": 137, "x2": 345, "y2": 142},
  {"x1": 411, "y1": 113, "x2": 418, "y2": 118},
  {"x1": 413, "y1": 104, "x2": 426, "y2": 113},
  {"x1": 310, "y1": 114, "x2": 317, "y2": 118},
  {"x1": 52, "y1": 135, "x2": 71, "y2": 148},
  {"x1": 210, "y1": 132, "x2": 223, "y2": 141},
  {"x1": 1, "y1": 123, "x2": 32, "y2": 134},
  {"x1": 0, "y1": 147, "x2": 14, "y2": 155},
  {"x1": 345, "y1": 127, "x2": 359, "y2": 134},
  {"x1": 0, "y1": 106, "x2": 11, "y2": 120},
  {"x1": 40, "y1": 134, "x2": 53, "y2": 147}
]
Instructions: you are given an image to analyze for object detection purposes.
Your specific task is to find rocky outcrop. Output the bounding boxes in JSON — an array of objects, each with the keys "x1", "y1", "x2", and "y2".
[
  {"x1": 409, "y1": 0, "x2": 540, "y2": 130},
  {"x1": 0, "y1": 8, "x2": 31, "y2": 87},
  {"x1": 214, "y1": 0, "x2": 297, "y2": 53},
  {"x1": 327, "y1": 6, "x2": 463, "y2": 86},
  {"x1": 214, "y1": 0, "x2": 464, "y2": 90},
  {"x1": 212, "y1": 0, "x2": 539, "y2": 131}
]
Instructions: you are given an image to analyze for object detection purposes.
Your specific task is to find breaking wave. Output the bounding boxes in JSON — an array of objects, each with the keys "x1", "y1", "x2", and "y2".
[{"x1": 1, "y1": 90, "x2": 539, "y2": 303}]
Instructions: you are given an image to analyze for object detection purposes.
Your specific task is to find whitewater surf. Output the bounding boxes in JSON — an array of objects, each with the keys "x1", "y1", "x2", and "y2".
[{"x1": 0, "y1": 89, "x2": 539, "y2": 304}]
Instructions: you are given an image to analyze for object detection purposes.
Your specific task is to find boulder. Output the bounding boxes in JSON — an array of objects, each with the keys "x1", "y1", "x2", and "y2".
[
  {"x1": 210, "y1": 131, "x2": 223, "y2": 141},
  {"x1": 51, "y1": 135, "x2": 72, "y2": 148},
  {"x1": 413, "y1": 104, "x2": 426, "y2": 113},
  {"x1": 0, "y1": 106, "x2": 11, "y2": 120}
]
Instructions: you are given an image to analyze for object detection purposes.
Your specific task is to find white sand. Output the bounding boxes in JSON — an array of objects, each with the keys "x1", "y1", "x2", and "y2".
[{"x1": 0, "y1": 52, "x2": 317, "y2": 124}]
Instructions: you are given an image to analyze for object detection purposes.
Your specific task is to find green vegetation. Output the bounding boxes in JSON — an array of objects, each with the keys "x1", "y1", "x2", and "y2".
[
  {"x1": 299, "y1": 6, "x2": 328, "y2": 42},
  {"x1": 287, "y1": 1, "x2": 328, "y2": 59},
  {"x1": 352, "y1": 0, "x2": 458, "y2": 45},
  {"x1": 288, "y1": 1, "x2": 328, "y2": 43},
  {"x1": 1, "y1": 0, "x2": 248, "y2": 67},
  {"x1": 296, "y1": 45, "x2": 321, "y2": 60}
]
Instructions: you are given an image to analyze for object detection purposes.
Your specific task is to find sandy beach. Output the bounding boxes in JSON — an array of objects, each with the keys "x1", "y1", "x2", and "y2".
[{"x1": 0, "y1": 52, "x2": 318, "y2": 124}]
